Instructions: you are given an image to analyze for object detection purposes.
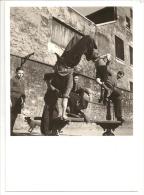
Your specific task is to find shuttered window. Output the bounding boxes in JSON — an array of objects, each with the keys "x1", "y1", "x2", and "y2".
[
  {"x1": 129, "y1": 46, "x2": 133, "y2": 65},
  {"x1": 130, "y1": 82, "x2": 133, "y2": 92}
]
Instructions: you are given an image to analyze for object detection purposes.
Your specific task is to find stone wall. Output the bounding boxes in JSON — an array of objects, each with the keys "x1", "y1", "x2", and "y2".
[
  {"x1": 10, "y1": 7, "x2": 97, "y2": 77},
  {"x1": 10, "y1": 7, "x2": 133, "y2": 122},
  {"x1": 11, "y1": 55, "x2": 133, "y2": 122},
  {"x1": 10, "y1": 7, "x2": 133, "y2": 86}
]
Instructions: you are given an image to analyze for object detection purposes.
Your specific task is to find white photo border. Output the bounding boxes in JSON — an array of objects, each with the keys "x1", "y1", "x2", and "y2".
[{"x1": 1, "y1": 0, "x2": 144, "y2": 194}]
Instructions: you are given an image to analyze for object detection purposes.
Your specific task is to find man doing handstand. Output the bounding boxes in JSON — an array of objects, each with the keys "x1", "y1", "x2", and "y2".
[{"x1": 51, "y1": 34, "x2": 98, "y2": 119}]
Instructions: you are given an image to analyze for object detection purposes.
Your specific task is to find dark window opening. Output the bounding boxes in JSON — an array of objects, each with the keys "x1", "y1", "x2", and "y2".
[
  {"x1": 130, "y1": 82, "x2": 133, "y2": 92},
  {"x1": 115, "y1": 36, "x2": 124, "y2": 61},
  {"x1": 126, "y1": 16, "x2": 131, "y2": 29},
  {"x1": 86, "y1": 7, "x2": 117, "y2": 25},
  {"x1": 129, "y1": 46, "x2": 133, "y2": 65}
]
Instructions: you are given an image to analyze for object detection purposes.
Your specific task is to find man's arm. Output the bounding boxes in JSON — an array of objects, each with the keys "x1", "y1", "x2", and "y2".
[
  {"x1": 76, "y1": 85, "x2": 91, "y2": 96},
  {"x1": 94, "y1": 53, "x2": 111, "y2": 62},
  {"x1": 96, "y1": 78, "x2": 103, "y2": 85},
  {"x1": 48, "y1": 79, "x2": 59, "y2": 92},
  {"x1": 44, "y1": 73, "x2": 59, "y2": 92},
  {"x1": 95, "y1": 65, "x2": 103, "y2": 85}
]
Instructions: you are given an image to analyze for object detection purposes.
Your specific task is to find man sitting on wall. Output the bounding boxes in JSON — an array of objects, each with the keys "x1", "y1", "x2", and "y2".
[
  {"x1": 67, "y1": 73, "x2": 90, "y2": 122},
  {"x1": 52, "y1": 34, "x2": 99, "y2": 120}
]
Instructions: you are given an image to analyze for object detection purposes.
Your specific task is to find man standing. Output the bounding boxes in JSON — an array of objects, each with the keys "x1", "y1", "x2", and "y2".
[
  {"x1": 41, "y1": 73, "x2": 59, "y2": 136},
  {"x1": 94, "y1": 54, "x2": 125, "y2": 122},
  {"x1": 11, "y1": 67, "x2": 25, "y2": 135},
  {"x1": 41, "y1": 73, "x2": 69, "y2": 136},
  {"x1": 110, "y1": 71, "x2": 125, "y2": 122}
]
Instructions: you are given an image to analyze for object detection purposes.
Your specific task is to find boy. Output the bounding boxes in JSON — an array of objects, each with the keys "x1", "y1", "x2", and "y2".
[{"x1": 11, "y1": 67, "x2": 25, "y2": 134}]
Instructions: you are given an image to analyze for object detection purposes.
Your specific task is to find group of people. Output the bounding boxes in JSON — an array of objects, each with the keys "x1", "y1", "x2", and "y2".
[{"x1": 11, "y1": 35, "x2": 125, "y2": 136}]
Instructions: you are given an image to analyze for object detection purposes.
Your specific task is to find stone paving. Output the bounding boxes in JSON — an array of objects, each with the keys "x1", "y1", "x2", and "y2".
[{"x1": 12, "y1": 120, "x2": 133, "y2": 136}]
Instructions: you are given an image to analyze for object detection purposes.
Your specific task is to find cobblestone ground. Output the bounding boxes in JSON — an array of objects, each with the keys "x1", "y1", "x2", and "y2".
[{"x1": 13, "y1": 120, "x2": 133, "y2": 136}]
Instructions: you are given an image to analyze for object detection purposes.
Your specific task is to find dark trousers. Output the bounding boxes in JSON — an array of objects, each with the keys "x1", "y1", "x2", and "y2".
[
  {"x1": 11, "y1": 111, "x2": 18, "y2": 135},
  {"x1": 41, "y1": 89, "x2": 59, "y2": 135},
  {"x1": 41, "y1": 102, "x2": 68, "y2": 136},
  {"x1": 110, "y1": 88, "x2": 122, "y2": 119},
  {"x1": 62, "y1": 35, "x2": 97, "y2": 67},
  {"x1": 11, "y1": 96, "x2": 22, "y2": 135},
  {"x1": 41, "y1": 104, "x2": 59, "y2": 135}
]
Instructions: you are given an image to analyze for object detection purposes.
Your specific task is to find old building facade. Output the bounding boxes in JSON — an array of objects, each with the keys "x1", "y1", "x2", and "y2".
[
  {"x1": 10, "y1": 7, "x2": 133, "y2": 121},
  {"x1": 87, "y1": 7, "x2": 133, "y2": 91}
]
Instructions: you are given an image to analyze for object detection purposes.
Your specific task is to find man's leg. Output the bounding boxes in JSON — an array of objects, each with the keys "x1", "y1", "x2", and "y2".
[
  {"x1": 102, "y1": 82, "x2": 113, "y2": 98},
  {"x1": 111, "y1": 89, "x2": 124, "y2": 122},
  {"x1": 41, "y1": 104, "x2": 52, "y2": 135},
  {"x1": 99, "y1": 86, "x2": 105, "y2": 103},
  {"x1": 50, "y1": 73, "x2": 73, "y2": 119},
  {"x1": 113, "y1": 97, "x2": 122, "y2": 119},
  {"x1": 61, "y1": 98, "x2": 68, "y2": 119},
  {"x1": 11, "y1": 110, "x2": 18, "y2": 135},
  {"x1": 61, "y1": 73, "x2": 74, "y2": 119},
  {"x1": 62, "y1": 35, "x2": 98, "y2": 67}
]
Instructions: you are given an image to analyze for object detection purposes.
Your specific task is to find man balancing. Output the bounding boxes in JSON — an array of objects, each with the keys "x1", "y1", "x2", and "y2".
[
  {"x1": 94, "y1": 53, "x2": 125, "y2": 123},
  {"x1": 50, "y1": 34, "x2": 99, "y2": 120}
]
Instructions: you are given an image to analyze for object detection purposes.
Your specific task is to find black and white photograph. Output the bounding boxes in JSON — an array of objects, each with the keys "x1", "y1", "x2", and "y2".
[
  {"x1": 1, "y1": 0, "x2": 144, "y2": 194},
  {"x1": 10, "y1": 6, "x2": 133, "y2": 136}
]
